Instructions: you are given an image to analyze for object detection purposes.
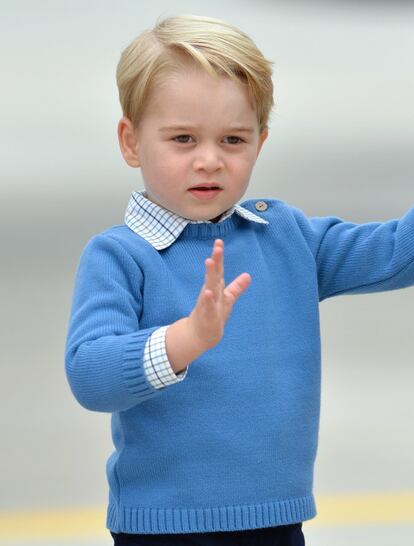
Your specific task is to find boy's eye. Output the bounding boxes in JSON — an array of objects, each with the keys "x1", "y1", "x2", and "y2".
[
  {"x1": 173, "y1": 135, "x2": 193, "y2": 144},
  {"x1": 172, "y1": 135, "x2": 244, "y2": 145},
  {"x1": 224, "y1": 136, "x2": 243, "y2": 145}
]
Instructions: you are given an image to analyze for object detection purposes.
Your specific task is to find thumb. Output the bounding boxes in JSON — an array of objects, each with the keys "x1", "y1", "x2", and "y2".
[{"x1": 224, "y1": 273, "x2": 252, "y2": 303}]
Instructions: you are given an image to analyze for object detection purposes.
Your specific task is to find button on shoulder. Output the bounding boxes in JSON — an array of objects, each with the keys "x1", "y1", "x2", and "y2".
[{"x1": 255, "y1": 200, "x2": 268, "y2": 212}]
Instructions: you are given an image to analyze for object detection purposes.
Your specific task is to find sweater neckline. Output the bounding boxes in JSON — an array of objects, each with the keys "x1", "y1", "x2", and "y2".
[{"x1": 178, "y1": 213, "x2": 242, "y2": 240}]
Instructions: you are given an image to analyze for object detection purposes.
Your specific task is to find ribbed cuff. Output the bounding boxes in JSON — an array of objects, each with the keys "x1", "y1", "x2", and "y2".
[{"x1": 121, "y1": 328, "x2": 163, "y2": 401}]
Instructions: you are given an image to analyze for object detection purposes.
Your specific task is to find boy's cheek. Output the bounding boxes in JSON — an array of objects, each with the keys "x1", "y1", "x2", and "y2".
[
  {"x1": 157, "y1": 158, "x2": 181, "y2": 177},
  {"x1": 234, "y1": 154, "x2": 256, "y2": 173}
]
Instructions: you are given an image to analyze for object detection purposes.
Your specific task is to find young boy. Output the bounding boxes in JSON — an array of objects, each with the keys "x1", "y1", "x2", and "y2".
[{"x1": 64, "y1": 14, "x2": 414, "y2": 546}]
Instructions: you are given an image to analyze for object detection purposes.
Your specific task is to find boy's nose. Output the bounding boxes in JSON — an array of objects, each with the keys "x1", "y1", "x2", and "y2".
[{"x1": 192, "y1": 145, "x2": 224, "y2": 173}]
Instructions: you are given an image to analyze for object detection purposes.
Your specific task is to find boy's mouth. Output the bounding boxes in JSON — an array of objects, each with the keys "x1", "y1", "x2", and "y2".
[
  {"x1": 188, "y1": 186, "x2": 222, "y2": 200},
  {"x1": 190, "y1": 187, "x2": 221, "y2": 191},
  {"x1": 189, "y1": 183, "x2": 222, "y2": 190}
]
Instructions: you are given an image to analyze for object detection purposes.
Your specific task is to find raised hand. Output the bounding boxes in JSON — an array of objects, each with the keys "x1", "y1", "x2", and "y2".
[{"x1": 188, "y1": 238, "x2": 252, "y2": 350}]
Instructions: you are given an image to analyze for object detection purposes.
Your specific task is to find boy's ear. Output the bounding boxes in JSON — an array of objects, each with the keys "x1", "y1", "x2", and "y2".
[
  {"x1": 118, "y1": 116, "x2": 140, "y2": 167},
  {"x1": 256, "y1": 127, "x2": 269, "y2": 158}
]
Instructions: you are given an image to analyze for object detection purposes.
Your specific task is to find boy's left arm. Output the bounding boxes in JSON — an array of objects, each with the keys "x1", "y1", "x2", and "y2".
[{"x1": 292, "y1": 204, "x2": 414, "y2": 301}]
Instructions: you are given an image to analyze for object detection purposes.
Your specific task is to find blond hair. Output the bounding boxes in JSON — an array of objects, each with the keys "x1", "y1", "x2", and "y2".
[{"x1": 116, "y1": 14, "x2": 275, "y2": 133}]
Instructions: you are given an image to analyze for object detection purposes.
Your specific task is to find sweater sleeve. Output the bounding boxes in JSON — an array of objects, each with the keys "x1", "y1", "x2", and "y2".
[
  {"x1": 291, "y1": 205, "x2": 414, "y2": 301},
  {"x1": 64, "y1": 234, "x2": 177, "y2": 413}
]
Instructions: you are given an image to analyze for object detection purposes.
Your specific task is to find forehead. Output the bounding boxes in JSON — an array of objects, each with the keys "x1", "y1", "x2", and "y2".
[{"x1": 143, "y1": 67, "x2": 258, "y2": 128}]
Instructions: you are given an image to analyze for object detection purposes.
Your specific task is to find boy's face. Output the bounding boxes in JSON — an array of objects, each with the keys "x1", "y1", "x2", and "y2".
[{"x1": 118, "y1": 66, "x2": 268, "y2": 222}]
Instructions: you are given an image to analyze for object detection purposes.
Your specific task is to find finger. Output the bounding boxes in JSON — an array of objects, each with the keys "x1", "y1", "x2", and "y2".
[
  {"x1": 224, "y1": 273, "x2": 252, "y2": 302},
  {"x1": 204, "y1": 257, "x2": 219, "y2": 298},
  {"x1": 202, "y1": 288, "x2": 217, "y2": 318},
  {"x1": 203, "y1": 288, "x2": 214, "y2": 304},
  {"x1": 211, "y1": 239, "x2": 223, "y2": 282},
  {"x1": 215, "y1": 239, "x2": 224, "y2": 279},
  {"x1": 204, "y1": 258, "x2": 214, "y2": 292},
  {"x1": 205, "y1": 240, "x2": 223, "y2": 294}
]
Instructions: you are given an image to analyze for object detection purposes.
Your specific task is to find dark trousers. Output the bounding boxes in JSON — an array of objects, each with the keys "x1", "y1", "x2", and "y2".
[{"x1": 111, "y1": 523, "x2": 305, "y2": 546}]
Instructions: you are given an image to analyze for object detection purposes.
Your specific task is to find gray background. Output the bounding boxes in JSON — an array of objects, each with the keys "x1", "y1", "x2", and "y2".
[{"x1": 1, "y1": 0, "x2": 413, "y2": 544}]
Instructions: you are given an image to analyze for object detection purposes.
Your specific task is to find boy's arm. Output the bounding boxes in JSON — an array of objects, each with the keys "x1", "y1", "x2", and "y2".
[
  {"x1": 64, "y1": 235, "x2": 200, "y2": 413},
  {"x1": 291, "y1": 205, "x2": 414, "y2": 301}
]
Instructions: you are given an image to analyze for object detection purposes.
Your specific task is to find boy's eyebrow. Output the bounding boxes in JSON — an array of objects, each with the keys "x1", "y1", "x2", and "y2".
[{"x1": 158, "y1": 125, "x2": 255, "y2": 133}]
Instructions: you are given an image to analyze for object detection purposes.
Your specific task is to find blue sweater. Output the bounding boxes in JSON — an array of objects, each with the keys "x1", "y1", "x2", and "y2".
[
  {"x1": 122, "y1": 190, "x2": 270, "y2": 391},
  {"x1": 65, "y1": 194, "x2": 414, "y2": 534}
]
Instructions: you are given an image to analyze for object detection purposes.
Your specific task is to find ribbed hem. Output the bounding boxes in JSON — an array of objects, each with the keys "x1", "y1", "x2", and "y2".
[{"x1": 106, "y1": 496, "x2": 316, "y2": 534}]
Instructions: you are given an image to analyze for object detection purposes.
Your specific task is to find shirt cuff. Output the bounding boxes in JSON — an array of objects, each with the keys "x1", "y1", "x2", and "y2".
[{"x1": 143, "y1": 325, "x2": 189, "y2": 389}]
